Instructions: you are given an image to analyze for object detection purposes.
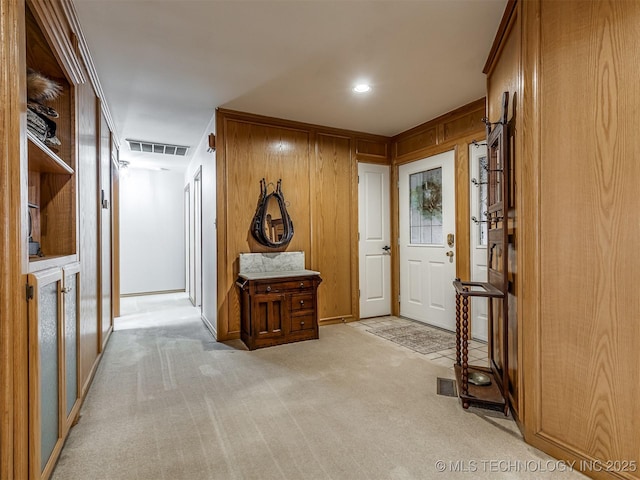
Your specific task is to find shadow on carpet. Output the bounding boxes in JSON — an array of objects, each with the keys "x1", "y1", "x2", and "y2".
[{"x1": 367, "y1": 323, "x2": 456, "y2": 355}]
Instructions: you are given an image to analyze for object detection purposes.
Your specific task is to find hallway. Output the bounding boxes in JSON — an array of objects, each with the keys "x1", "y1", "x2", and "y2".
[{"x1": 51, "y1": 294, "x2": 585, "y2": 479}]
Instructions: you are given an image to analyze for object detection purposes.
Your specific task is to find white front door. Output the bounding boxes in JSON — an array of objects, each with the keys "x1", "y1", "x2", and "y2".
[
  {"x1": 358, "y1": 163, "x2": 391, "y2": 318},
  {"x1": 470, "y1": 143, "x2": 489, "y2": 341},
  {"x1": 399, "y1": 150, "x2": 456, "y2": 331}
]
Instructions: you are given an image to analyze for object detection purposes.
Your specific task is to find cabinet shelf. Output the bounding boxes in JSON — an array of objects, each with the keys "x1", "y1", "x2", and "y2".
[
  {"x1": 27, "y1": 131, "x2": 74, "y2": 175},
  {"x1": 29, "y1": 254, "x2": 78, "y2": 273}
]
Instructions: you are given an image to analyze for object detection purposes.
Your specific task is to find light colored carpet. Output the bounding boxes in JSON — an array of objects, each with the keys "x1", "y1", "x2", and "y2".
[
  {"x1": 366, "y1": 323, "x2": 456, "y2": 355},
  {"x1": 51, "y1": 293, "x2": 585, "y2": 480}
]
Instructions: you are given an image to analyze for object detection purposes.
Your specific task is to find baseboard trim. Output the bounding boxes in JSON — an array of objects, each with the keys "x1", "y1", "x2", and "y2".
[
  {"x1": 121, "y1": 289, "x2": 185, "y2": 298},
  {"x1": 319, "y1": 315, "x2": 354, "y2": 326},
  {"x1": 201, "y1": 313, "x2": 217, "y2": 340}
]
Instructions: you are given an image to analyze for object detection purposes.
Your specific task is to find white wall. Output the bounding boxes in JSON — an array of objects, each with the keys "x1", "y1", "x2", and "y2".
[
  {"x1": 120, "y1": 167, "x2": 185, "y2": 295},
  {"x1": 185, "y1": 115, "x2": 217, "y2": 336}
]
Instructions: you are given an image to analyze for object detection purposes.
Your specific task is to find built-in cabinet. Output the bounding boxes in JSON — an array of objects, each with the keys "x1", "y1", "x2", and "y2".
[
  {"x1": 27, "y1": 263, "x2": 80, "y2": 480},
  {"x1": 25, "y1": 4, "x2": 80, "y2": 478},
  {"x1": 25, "y1": 4, "x2": 77, "y2": 268},
  {"x1": 17, "y1": 2, "x2": 117, "y2": 479}
]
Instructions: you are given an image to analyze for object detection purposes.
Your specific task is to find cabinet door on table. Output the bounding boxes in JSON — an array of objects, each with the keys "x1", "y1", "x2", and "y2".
[
  {"x1": 62, "y1": 262, "x2": 81, "y2": 434},
  {"x1": 27, "y1": 268, "x2": 64, "y2": 479},
  {"x1": 252, "y1": 293, "x2": 287, "y2": 339}
]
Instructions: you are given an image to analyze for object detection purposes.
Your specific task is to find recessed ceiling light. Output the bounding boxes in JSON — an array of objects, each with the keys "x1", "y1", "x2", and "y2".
[{"x1": 353, "y1": 83, "x2": 371, "y2": 93}]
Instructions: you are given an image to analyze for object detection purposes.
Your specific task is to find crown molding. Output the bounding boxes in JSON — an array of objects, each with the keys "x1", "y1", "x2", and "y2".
[{"x1": 58, "y1": 0, "x2": 120, "y2": 149}]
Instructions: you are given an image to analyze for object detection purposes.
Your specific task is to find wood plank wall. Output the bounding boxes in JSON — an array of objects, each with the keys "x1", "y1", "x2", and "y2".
[
  {"x1": 216, "y1": 109, "x2": 390, "y2": 341},
  {"x1": 390, "y1": 98, "x2": 487, "y2": 316}
]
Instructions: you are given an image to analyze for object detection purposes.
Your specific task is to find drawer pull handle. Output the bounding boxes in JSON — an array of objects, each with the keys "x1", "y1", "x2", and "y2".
[
  {"x1": 300, "y1": 321, "x2": 305, "y2": 326},
  {"x1": 266, "y1": 286, "x2": 271, "y2": 292},
  {"x1": 300, "y1": 300, "x2": 304, "y2": 305},
  {"x1": 299, "y1": 282, "x2": 304, "y2": 287}
]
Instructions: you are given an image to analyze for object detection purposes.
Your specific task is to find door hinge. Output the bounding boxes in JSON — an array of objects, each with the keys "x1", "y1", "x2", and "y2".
[
  {"x1": 357, "y1": 175, "x2": 360, "y2": 184},
  {"x1": 358, "y1": 289, "x2": 361, "y2": 298},
  {"x1": 26, "y1": 284, "x2": 34, "y2": 301}
]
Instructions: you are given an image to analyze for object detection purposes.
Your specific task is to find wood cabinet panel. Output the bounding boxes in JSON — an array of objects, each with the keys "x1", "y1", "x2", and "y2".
[
  {"x1": 99, "y1": 110, "x2": 112, "y2": 350},
  {"x1": 76, "y1": 79, "x2": 99, "y2": 395}
]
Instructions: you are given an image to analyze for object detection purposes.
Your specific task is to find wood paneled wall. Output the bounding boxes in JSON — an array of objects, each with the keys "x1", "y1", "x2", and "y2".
[
  {"x1": 488, "y1": 1, "x2": 640, "y2": 478},
  {"x1": 390, "y1": 99, "x2": 487, "y2": 316},
  {"x1": 216, "y1": 110, "x2": 389, "y2": 340}
]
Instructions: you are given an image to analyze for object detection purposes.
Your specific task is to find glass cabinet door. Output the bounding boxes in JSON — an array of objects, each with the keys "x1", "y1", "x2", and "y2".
[{"x1": 28, "y1": 268, "x2": 63, "y2": 478}]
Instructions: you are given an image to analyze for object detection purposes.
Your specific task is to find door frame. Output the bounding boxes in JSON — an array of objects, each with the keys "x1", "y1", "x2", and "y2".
[
  {"x1": 184, "y1": 184, "x2": 192, "y2": 304},
  {"x1": 358, "y1": 162, "x2": 391, "y2": 318},
  {"x1": 398, "y1": 150, "x2": 457, "y2": 330},
  {"x1": 193, "y1": 167, "x2": 203, "y2": 309},
  {"x1": 391, "y1": 141, "x2": 474, "y2": 317}
]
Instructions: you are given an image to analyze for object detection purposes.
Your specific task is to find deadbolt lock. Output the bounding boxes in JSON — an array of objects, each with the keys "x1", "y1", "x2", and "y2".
[{"x1": 447, "y1": 233, "x2": 455, "y2": 247}]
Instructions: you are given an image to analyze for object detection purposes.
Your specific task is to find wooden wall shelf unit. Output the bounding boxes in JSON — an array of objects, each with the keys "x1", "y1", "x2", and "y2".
[
  {"x1": 27, "y1": 132, "x2": 74, "y2": 175},
  {"x1": 237, "y1": 273, "x2": 322, "y2": 350},
  {"x1": 26, "y1": 4, "x2": 77, "y2": 265}
]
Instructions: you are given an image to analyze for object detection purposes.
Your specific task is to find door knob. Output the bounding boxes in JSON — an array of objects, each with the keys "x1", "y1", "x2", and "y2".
[
  {"x1": 382, "y1": 245, "x2": 391, "y2": 252},
  {"x1": 446, "y1": 251, "x2": 454, "y2": 263}
]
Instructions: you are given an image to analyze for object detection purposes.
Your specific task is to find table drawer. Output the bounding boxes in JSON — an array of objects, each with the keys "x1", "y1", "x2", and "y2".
[
  {"x1": 253, "y1": 280, "x2": 314, "y2": 294},
  {"x1": 291, "y1": 293, "x2": 314, "y2": 313},
  {"x1": 290, "y1": 313, "x2": 315, "y2": 333}
]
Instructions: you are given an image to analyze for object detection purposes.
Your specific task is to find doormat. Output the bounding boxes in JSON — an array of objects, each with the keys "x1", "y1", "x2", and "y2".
[
  {"x1": 437, "y1": 377, "x2": 457, "y2": 397},
  {"x1": 366, "y1": 323, "x2": 456, "y2": 355}
]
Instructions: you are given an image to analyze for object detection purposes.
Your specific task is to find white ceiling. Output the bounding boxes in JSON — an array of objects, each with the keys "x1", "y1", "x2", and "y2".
[{"x1": 72, "y1": 0, "x2": 506, "y2": 171}]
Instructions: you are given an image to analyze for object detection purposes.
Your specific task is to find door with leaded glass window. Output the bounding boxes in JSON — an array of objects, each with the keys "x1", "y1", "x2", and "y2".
[
  {"x1": 398, "y1": 150, "x2": 456, "y2": 330},
  {"x1": 470, "y1": 143, "x2": 489, "y2": 341}
]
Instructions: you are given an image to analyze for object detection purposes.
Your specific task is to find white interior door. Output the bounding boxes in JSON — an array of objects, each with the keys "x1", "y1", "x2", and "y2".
[
  {"x1": 358, "y1": 163, "x2": 391, "y2": 318},
  {"x1": 470, "y1": 143, "x2": 489, "y2": 341},
  {"x1": 399, "y1": 150, "x2": 456, "y2": 331}
]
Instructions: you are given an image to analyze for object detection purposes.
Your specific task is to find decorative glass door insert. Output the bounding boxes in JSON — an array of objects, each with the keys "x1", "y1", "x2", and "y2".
[{"x1": 409, "y1": 167, "x2": 443, "y2": 245}]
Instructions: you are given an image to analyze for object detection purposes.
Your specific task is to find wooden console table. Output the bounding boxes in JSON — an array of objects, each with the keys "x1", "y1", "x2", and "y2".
[
  {"x1": 236, "y1": 271, "x2": 322, "y2": 350},
  {"x1": 453, "y1": 279, "x2": 508, "y2": 414}
]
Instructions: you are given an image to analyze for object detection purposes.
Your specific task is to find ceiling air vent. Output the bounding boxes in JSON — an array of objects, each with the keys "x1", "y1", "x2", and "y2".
[{"x1": 127, "y1": 139, "x2": 190, "y2": 156}]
